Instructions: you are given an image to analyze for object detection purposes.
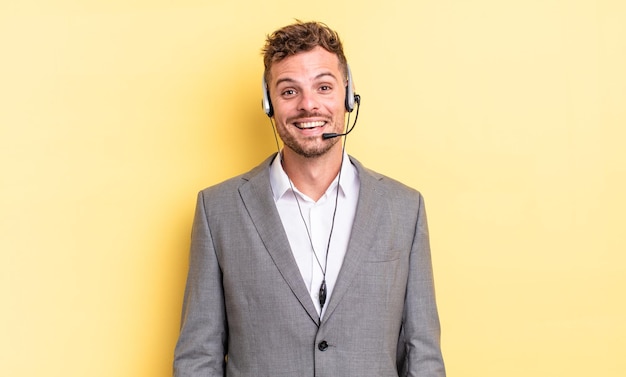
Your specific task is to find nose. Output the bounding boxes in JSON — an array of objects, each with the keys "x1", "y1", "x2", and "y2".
[{"x1": 297, "y1": 90, "x2": 320, "y2": 112}]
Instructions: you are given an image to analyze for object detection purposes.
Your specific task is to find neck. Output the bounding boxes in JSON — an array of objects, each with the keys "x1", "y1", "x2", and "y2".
[{"x1": 281, "y1": 147, "x2": 344, "y2": 202}]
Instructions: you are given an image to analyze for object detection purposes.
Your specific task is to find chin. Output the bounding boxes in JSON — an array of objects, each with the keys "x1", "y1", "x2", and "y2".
[{"x1": 294, "y1": 141, "x2": 339, "y2": 159}]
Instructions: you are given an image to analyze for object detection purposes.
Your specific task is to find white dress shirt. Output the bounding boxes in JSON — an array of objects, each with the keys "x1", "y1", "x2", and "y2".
[{"x1": 269, "y1": 152, "x2": 360, "y2": 318}]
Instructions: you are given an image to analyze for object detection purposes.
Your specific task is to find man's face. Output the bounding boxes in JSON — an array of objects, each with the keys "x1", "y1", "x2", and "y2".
[{"x1": 268, "y1": 46, "x2": 347, "y2": 159}]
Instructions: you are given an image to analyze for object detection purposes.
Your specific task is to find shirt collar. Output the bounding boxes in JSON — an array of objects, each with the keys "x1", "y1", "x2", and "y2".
[{"x1": 269, "y1": 151, "x2": 359, "y2": 203}]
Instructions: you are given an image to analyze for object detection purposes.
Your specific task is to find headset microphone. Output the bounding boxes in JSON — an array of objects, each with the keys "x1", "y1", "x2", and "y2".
[
  {"x1": 322, "y1": 132, "x2": 348, "y2": 140},
  {"x1": 322, "y1": 126, "x2": 354, "y2": 140}
]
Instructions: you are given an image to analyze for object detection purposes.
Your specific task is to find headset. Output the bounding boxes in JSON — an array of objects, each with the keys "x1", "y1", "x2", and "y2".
[{"x1": 262, "y1": 65, "x2": 357, "y2": 117}]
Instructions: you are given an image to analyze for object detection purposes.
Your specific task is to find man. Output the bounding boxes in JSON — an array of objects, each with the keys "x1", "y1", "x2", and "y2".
[{"x1": 173, "y1": 21, "x2": 446, "y2": 377}]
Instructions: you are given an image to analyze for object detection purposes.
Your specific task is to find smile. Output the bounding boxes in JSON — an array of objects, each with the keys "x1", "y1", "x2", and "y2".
[{"x1": 294, "y1": 121, "x2": 326, "y2": 129}]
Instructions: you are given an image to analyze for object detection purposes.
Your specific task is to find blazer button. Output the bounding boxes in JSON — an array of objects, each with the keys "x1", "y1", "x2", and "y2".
[{"x1": 318, "y1": 341, "x2": 328, "y2": 351}]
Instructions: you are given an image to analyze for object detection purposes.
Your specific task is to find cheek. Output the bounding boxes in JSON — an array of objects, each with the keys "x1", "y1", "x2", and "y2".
[
  {"x1": 319, "y1": 99, "x2": 341, "y2": 116},
  {"x1": 272, "y1": 101, "x2": 296, "y2": 120}
]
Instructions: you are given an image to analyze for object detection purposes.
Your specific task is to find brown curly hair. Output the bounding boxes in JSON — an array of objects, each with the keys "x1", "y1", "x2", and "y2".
[{"x1": 262, "y1": 21, "x2": 348, "y2": 83}]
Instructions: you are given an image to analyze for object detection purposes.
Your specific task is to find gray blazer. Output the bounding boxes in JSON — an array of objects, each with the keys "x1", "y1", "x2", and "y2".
[{"x1": 173, "y1": 154, "x2": 445, "y2": 377}]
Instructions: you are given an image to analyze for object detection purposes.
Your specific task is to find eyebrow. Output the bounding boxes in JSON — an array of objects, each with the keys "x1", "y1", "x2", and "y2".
[{"x1": 274, "y1": 72, "x2": 338, "y2": 87}]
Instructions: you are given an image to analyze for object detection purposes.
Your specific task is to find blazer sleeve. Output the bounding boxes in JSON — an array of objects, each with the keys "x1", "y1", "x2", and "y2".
[
  {"x1": 400, "y1": 193, "x2": 446, "y2": 377},
  {"x1": 173, "y1": 191, "x2": 227, "y2": 377}
]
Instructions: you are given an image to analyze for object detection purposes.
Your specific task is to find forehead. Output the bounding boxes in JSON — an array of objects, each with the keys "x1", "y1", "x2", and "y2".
[{"x1": 269, "y1": 46, "x2": 342, "y2": 85}]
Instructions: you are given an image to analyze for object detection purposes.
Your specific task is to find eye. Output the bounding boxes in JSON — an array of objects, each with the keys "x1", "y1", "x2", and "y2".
[
  {"x1": 281, "y1": 89, "x2": 296, "y2": 97},
  {"x1": 319, "y1": 85, "x2": 332, "y2": 92}
]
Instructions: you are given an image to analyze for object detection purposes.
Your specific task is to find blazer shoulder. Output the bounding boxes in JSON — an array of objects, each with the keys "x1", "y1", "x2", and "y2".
[{"x1": 198, "y1": 154, "x2": 276, "y2": 197}]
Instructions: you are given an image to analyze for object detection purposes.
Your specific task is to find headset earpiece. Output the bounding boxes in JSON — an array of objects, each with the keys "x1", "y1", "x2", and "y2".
[
  {"x1": 262, "y1": 76, "x2": 273, "y2": 117},
  {"x1": 345, "y1": 65, "x2": 356, "y2": 113}
]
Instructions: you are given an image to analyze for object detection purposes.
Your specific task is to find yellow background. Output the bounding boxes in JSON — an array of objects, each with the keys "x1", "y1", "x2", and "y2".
[{"x1": 1, "y1": 1, "x2": 624, "y2": 376}]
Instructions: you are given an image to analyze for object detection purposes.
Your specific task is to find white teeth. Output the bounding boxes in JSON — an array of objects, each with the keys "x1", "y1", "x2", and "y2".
[{"x1": 296, "y1": 121, "x2": 325, "y2": 129}]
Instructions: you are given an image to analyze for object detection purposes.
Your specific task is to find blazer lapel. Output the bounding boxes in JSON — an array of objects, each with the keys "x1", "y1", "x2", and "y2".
[
  {"x1": 322, "y1": 158, "x2": 385, "y2": 321},
  {"x1": 238, "y1": 155, "x2": 320, "y2": 324}
]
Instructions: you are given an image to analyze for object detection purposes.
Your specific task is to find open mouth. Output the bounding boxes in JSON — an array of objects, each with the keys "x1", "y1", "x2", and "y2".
[{"x1": 294, "y1": 120, "x2": 326, "y2": 129}]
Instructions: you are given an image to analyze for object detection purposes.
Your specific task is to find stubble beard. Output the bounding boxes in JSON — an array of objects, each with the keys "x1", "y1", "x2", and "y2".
[
  {"x1": 278, "y1": 114, "x2": 343, "y2": 158},
  {"x1": 281, "y1": 131, "x2": 339, "y2": 158}
]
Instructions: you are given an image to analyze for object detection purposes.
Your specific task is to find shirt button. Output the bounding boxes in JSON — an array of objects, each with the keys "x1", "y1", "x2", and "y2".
[{"x1": 318, "y1": 341, "x2": 328, "y2": 351}]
